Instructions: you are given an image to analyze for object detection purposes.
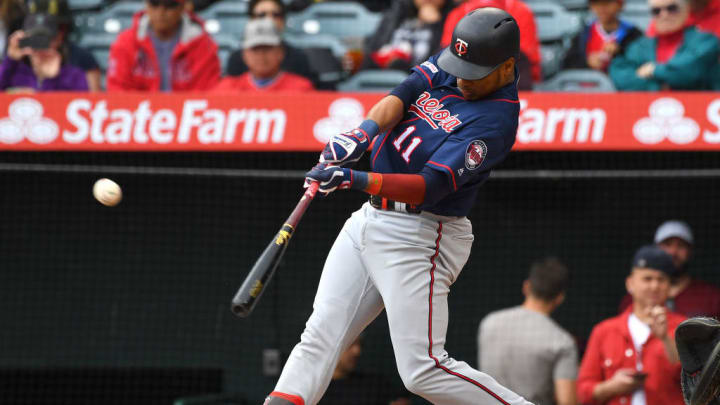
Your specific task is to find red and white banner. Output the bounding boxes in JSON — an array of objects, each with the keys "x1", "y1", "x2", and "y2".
[{"x1": 1, "y1": 92, "x2": 720, "y2": 151}]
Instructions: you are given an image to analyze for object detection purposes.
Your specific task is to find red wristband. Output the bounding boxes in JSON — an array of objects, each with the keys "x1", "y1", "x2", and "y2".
[{"x1": 364, "y1": 172, "x2": 383, "y2": 195}]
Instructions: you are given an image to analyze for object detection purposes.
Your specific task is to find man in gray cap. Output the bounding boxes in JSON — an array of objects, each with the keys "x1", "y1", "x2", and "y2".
[
  {"x1": 214, "y1": 18, "x2": 313, "y2": 91},
  {"x1": 619, "y1": 220, "x2": 720, "y2": 319}
]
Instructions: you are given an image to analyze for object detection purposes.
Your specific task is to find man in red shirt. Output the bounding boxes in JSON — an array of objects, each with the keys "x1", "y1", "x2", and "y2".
[
  {"x1": 440, "y1": 0, "x2": 542, "y2": 82},
  {"x1": 619, "y1": 220, "x2": 720, "y2": 319},
  {"x1": 107, "y1": 0, "x2": 220, "y2": 91},
  {"x1": 213, "y1": 19, "x2": 313, "y2": 92},
  {"x1": 579, "y1": 245, "x2": 685, "y2": 405}
]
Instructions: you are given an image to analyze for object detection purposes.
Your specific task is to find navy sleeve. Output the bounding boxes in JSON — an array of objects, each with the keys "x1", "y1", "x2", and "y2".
[
  {"x1": 390, "y1": 53, "x2": 454, "y2": 111},
  {"x1": 424, "y1": 125, "x2": 509, "y2": 192},
  {"x1": 68, "y1": 42, "x2": 100, "y2": 71}
]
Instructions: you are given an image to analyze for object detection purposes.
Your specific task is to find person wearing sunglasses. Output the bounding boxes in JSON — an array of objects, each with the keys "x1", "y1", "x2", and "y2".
[
  {"x1": 106, "y1": 0, "x2": 220, "y2": 91},
  {"x1": 609, "y1": 0, "x2": 720, "y2": 90},
  {"x1": 225, "y1": 0, "x2": 316, "y2": 87}
]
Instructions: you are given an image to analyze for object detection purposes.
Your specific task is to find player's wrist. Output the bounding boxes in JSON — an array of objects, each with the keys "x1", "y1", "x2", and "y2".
[
  {"x1": 357, "y1": 119, "x2": 380, "y2": 141},
  {"x1": 347, "y1": 170, "x2": 382, "y2": 194}
]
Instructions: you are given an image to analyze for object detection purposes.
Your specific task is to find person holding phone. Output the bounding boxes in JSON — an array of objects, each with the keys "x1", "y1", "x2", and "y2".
[
  {"x1": 577, "y1": 245, "x2": 685, "y2": 405},
  {"x1": 0, "y1": 12, "x2": 87, "y2": 92}
]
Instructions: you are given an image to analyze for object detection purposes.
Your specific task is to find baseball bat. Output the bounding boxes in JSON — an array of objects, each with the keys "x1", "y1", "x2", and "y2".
[{"x1": 231, "y1": 182, "x2": 320, "y2": 318}]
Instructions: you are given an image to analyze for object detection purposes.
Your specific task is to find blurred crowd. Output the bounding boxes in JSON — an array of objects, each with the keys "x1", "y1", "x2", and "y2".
[
  {"x1": 0, "y1": 0, "x2": 719, "y2": 92},
  {"x1": 479, "y1": 220, "x2": 720, "y2": 405}
]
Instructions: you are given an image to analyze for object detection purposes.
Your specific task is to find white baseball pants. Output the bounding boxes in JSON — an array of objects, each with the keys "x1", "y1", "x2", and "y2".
[{"x1": 273, "y1": 203, "x2": 533, "y2": 405}]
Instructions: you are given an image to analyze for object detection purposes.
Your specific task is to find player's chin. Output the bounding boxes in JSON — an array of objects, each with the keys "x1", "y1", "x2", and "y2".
[{"x1": 459, "y1": 89, "x2": 477, "y2": 100}]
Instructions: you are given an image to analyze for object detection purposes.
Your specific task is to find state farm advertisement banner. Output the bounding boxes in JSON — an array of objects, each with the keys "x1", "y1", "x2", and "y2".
[{"x1": 1, "y1": 92, "x2": 720, "y2": 151}]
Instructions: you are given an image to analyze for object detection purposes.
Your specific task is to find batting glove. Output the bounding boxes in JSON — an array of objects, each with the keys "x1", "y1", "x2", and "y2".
[
  {"x1": 304, "y1": 164, "x2": 355, "y2": 196},
  {"x1": 319, "y1": 120, "x2": 380, "y2": 167}
]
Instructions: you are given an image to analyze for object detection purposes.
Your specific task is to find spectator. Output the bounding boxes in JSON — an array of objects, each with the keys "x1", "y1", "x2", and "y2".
[
  {"x1": 609, "y1": 0, "x2": 720, "y2": 90},
  {"x1": 577, "y1": 245, "x2": 684, "y2": 405},
  {"x1": 318, "y1": 337, "x2": 412, "y2": 405},
  {"x1": 107, "y1": 0, "x2": 220, "y2": 91},
  {"x1": 359, "y1": 0, "x2": 455, "y2": 71},
  {"x1": 648, "y1": 0, "x2": 720, "y2": 38},
  {"x1": 619, "y1": 221, "x2": 720, "y2": 319},
  {"x1": 0, "y1": 0, "x2": 25, "y2": 57},
  {"x1": 214, "y1": 19, "x2": 314, "y2": 91},
  {"x1": 27, "y1": 0, "x2": 103, "y2": 91},
  {"x1": 440, "y1": 0, "x2": 542, "y2": 84},
  {"x1": 478, "y1": 257, "x2": 578, "y2": 405},
  {"x1": 563, "y1": 0, "x2": 643, "y2": 72},
  {"x1": 0, "y1": 13, "x2": 87, "y2": 91},
  {"x1": 225, "y1": 0, "x2": 315, "y2": 85}
]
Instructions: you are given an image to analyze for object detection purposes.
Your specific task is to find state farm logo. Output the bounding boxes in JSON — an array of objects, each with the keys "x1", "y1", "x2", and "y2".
[
  {"x1": 517, "y1": 99, "x2": 606, "y2": 144},
  {"x1": 313, "y1": 98, "x2": 365, "y2": 144},
  {"x1": 0, "y1": 98, "x2": 59, "y2": 144},
  {"x1": 633, "y1": 98, "x2": 700, "y2": 144}
]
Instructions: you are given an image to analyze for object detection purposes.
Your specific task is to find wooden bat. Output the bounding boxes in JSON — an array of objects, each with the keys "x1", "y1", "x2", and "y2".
[{"x1": 231, "y1": 182, "x2": 320, "y2": 318}]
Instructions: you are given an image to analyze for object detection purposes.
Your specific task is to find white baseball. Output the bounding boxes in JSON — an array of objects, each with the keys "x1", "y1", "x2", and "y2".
[{"x1": 93, "y1": 178, "x2": 122, "y2": 206}]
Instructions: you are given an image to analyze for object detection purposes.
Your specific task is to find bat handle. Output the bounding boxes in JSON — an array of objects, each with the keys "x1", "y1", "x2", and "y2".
[{"x1": 306, "y1": 181, "x2": 320, "y2": 198}]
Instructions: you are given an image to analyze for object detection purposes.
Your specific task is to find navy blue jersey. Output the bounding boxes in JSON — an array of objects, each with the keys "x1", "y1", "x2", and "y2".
[{"x1": 370, "y1": 53, "x2": 520, "y2": 217}]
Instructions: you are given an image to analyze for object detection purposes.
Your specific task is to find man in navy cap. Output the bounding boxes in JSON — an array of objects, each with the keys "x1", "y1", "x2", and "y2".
[
  {"x1": 619, "y1": 220, "x2": 720, "y2": 319},
  {"x1": 578, "y1": 245, "x2": 685, "y2": 405}
]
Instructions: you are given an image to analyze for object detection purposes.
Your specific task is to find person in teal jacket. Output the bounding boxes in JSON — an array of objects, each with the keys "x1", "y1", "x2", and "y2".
[{"x1": 609, "y1": 0, "x2": 720, "y2": 90}]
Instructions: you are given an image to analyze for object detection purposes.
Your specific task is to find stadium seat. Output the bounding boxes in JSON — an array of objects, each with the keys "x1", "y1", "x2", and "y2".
[
  {"x1": 620, "y1": 3, "x2": 651, "y2": 32},
  {"x1": 213, "y1": 34, "x2": 241, "y2": 73},
  {"x1": 199, "y1": 1, "x2": 249, "y2": 38},
  {"x1": 285, "y1": 2, "x2": 380, "y2": 40},
  {"x1": 78, "y1": 33, "x2": 115, "y2": 72},
  {"x1": 283, "y1": 33, "x2": 347, "y2": 58},
  {"x1": 533, "y1": 69, "x2": 616, "y2": 92},
  {"x1": 78, "y1": 1, "x2": 143, "y2": 34},
  {"x1": 68, "y1": 0, "x2": 104, "y2": 11},
  {"x1": 337, "y1": 70, "x2": 408, "y2": 92},
  {"x1": 540, "y1": 44, "x2": 565, "y2": 80},
  {"x1": 284, "y1": 34, "x2": 347, "y2": 89},
  {"x1": 529, "y1": 2, "x2": 582, "y2": 43}
]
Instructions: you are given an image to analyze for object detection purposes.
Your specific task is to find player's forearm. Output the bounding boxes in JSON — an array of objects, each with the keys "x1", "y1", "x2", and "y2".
[
  {"x1": 353, "y1": 172, "x2": 426, "y2": 205},
  {"x1": 365, "y1": 95, "x2": 406, "y2": 134}
]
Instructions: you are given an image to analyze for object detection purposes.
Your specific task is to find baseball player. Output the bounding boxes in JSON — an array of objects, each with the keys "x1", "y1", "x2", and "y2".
[{"x1": 265, "y1": 8, "x2": 533, "y2": 405}]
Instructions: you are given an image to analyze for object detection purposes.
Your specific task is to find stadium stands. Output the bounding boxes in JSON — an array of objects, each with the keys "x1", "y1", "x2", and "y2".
[
  {"x1": 65, "y1": 0, "x2": 651, "y2": 86},
  {"x1": 534, "y1": 69, "x2": 617, "y2": 92},
  {"x1": 285, "y1": 2, "x2": 380, "y2": 40},
  {"x1": 337, "y1": 69, "x2": 408, "y2": 92},
  {"x1": 76, "y1": 1, "x2": 143, "y2": 34},
  {"x1": 199, "y1": 1, "x2": 250, "y2": 37}
]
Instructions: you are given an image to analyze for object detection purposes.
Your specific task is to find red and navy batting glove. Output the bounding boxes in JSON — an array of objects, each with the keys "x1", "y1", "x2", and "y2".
[
  {"x1": 319, "y1": 120, "x2": 379, "y2": 167},
  {"x1": 304, "y1": 164, "x2": 358, "y2": 196}
]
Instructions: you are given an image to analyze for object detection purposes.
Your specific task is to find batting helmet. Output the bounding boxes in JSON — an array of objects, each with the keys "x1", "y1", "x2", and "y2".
[{"x1": 437, "y1": 7, "x2": 520, "y2": 80}]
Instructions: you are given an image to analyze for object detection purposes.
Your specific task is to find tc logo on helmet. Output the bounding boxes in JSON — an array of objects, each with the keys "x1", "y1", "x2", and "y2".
[{"x1": 455, "y1": 38, "x2": 469, "y2": 56}]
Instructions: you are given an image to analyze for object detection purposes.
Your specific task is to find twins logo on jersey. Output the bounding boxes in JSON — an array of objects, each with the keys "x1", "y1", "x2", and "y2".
[
  {"x1": 408, "y1": 92, "x2": 462, "y2": 134},
  {"x1": 465, "y1": 140, "x2": 487, "y2": 170}
]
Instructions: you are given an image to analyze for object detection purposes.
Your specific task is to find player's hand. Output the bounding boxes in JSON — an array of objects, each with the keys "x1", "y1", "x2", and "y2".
[
  {"x1": 319, "y1": 128, "x2": 370, "y2": 167},
  {"x1": 304, "y1": 164, "x2": 353, "y2": 196}
]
